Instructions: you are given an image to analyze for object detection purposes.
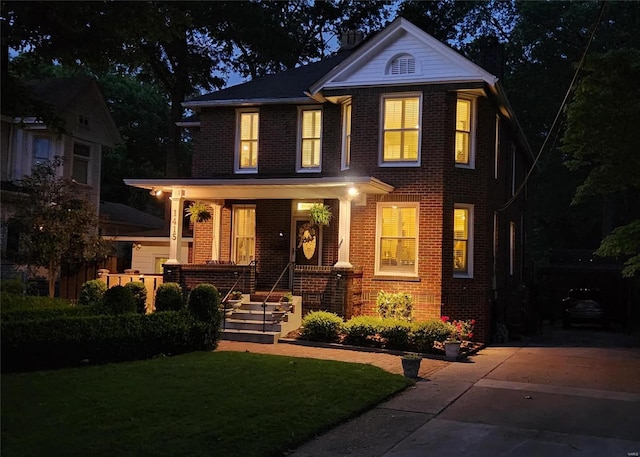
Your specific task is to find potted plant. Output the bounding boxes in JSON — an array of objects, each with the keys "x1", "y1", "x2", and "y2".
[
  {"x1": 308, "y1": 203, "x2": 332, "y2": 226},
  {"x1": 401, "y1": 352, "x2": 422, "y2": 378},
  {"x1": 185, "y1": 201, "x2": 212, "y2": 260},
  {"x1": 227, "y1": 290, "x2": 243, "y2": 309},
  {"x1": 279, "y1": 292, "x2": 294, "y2": 312},
  {"x1": 441, "y1": 316, "x2": 475, "y2": 359}
]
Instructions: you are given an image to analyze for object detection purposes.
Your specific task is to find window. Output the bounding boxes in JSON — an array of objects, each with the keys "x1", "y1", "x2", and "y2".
[
  {"x1": 154, "y1": 257, "x2": 169, "y2": 274},
  {"x1": 72, "y1": 143, "x2": 91, "y2": 184},
  {"x1": 509, "y1": 221, "x2": 516, "y2": 276},
  {"x1": 232, "y1": 205, "x2": 255, "y2": 265},
  {"x1": 298, "y1": 107, "x2": 322, "y2": 171},
  {"x1": 388, "y1": 55, "x2": 416, "y2": 75},
  {"x1": 32, "y1": 137, "x2": 51, "y2": 167},
  {"x1": 236, "y1": 110, "x2": 259, "y2": 172},
  {"x1": 381, "y1": 94, "x2": 421, "y2": 166},
  {"x1": 341, "y1": 101, "x2": 352, "y2": 170},
  {"x1": 375, "y1": 203, "x2": 418, "y2": 276},
  {"x1": 78, "y1": 114, "x2": 90, "y2": 128},
  {"x1": 455, "y1": 97, "x2": 475, "y2": 167},
  {"x1": 454, "y1": 204, "x2": 474, "y2": 277}
]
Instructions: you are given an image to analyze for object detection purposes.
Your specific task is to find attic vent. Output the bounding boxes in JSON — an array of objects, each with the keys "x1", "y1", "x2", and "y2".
[{"x1": 388, "y1": 55, "x2": 416, "y2": 75}]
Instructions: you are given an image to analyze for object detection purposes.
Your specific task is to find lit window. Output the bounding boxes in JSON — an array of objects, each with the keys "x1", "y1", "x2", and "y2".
[
  {"x1": 375, "y1": 203, "x2": 418, "y2": 276},
  {"x1": 232, "y1": 205, "x2": 255, "y2": 265},
  {"x1": 298, "y1": 107, "x2": 322, "y2": 171},
  {"x1": 381, "y1": 95, "x2": 421, "y2": 165},
  {"x1": 72, "y1": 143, "x2": 91, "y2": 184},
  {"x1": 237, "y1": 111, "x2": 259, "y2": 172},
  {"x1": 454, "y1": 204, "x2": 474, "y2": 277},
  {"x1": 341, "y1": 102, "x2": 351, "y2": 170},
  {"x1": 455, "y1": 98, "x2": 475, "y2": 167},
  {"x1": 32, "y1": 137, "x2": 51, "y2": 167}
]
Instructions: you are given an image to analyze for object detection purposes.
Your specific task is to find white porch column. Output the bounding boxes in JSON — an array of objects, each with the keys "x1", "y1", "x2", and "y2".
[
  {"x1": 210, "y1": 202, "x2": 222, "y2": 261},
  {"x1": 166, "y1": 188, "x2": 185, "y2": 264},
  {"x1": 334, "y1": 197, "x2": 353, "y2": 268}
]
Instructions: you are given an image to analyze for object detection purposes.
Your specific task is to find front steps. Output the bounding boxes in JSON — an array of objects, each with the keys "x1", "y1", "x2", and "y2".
[{"x1": 220, "y1": 294, "x2": 302, "y2": 344}]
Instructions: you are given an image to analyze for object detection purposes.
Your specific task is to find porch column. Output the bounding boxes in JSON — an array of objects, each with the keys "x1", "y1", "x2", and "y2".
[
  {"x1": 334, "y1": 197, "x2": 353, "y2": 268},
  {"x1": 166, "y1": 188, "x2": 185, "y2": 264},
  {"x1": 210, "y1": 202, "x2": 222, "y2": 261}
]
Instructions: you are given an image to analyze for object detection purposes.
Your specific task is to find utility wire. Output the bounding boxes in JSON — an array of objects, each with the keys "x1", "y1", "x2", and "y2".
[{"x1": 497, "y1": 1, "x2": 607, "y2": 212}]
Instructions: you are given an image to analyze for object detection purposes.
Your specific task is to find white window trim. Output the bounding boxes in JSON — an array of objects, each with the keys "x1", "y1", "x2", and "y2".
[
  {"x1": 231, "y1": 204, "x2": 256, "y2": 265},
  {"x1": 72, "y1": 141, "x2": 92, "y2": 185},
  {"x1": 234, "y1": 108, "x2": 259, "y2": 174},
  {"x1": 296, "y1": 105, "x2": 322, "y2": 173},
  {"x1": 374, "y1": 201, "x2": 420, "y2": 278},
  {"x1": 509, "y1": 221, "x2": 516, "y2": 276},
  {"x1": 455, "y1": 96, "x2": 476, "y2": 169},
  {"x1": 341, "y1": 100, "x2": 352, "y2": 170},
  {"x1": 494, "y1": 116, "x2": 500, "y2": 179},
  {"x1": 378, "y1": 92, "x2": 422, "y2": 168},
  {"x1": 454, "y1": 203, "x2": 474, "y2": 279}
]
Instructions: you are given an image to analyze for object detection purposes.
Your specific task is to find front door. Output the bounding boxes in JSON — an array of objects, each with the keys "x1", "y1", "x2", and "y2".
[{"x1": 295, "y1": 219, "x2": 320, "y2": 266}]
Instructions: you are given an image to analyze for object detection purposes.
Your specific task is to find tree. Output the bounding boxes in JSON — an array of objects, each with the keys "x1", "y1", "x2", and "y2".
[
  {"x1": 561, "y1": 49, "x2": 640, "y2": 277},
  {"x1": 7, "y1": 159, "x2": 113, "y2": 297}
]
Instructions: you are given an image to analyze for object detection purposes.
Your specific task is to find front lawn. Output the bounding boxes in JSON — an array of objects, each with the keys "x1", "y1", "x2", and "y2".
[{"x1": 1, "y1": 351, "x2": 411, "y2": 457}]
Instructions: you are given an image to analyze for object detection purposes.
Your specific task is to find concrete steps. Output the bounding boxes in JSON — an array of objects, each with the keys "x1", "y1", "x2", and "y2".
[{"x1": 220, "y1": 295, "x2": 301, "y2": 344}]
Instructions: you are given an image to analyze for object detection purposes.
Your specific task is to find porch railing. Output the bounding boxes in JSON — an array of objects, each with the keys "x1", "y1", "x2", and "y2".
[
  {"x1": 221, "y1": 260, "x2": 255, "y2": 330},
  {"x1": 262, "y1": 261, "x2": 294, "y2": 332}
]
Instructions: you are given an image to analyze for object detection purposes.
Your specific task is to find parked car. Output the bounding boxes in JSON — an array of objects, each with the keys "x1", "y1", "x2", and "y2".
[{"x1": 562, "y1": 288, "x2": 608, "y2": 328}]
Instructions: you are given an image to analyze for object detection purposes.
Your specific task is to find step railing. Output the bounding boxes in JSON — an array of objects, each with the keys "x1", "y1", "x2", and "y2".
[
  {"x1": 262, "y1": 261, "x2": 294, "y2": 332},
  {"x1": 221, "y1": 260, "x2": 256, "y2": 330}
]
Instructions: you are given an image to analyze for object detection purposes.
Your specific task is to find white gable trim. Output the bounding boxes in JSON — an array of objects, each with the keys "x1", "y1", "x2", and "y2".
[{"x1": 309, "y1": 17, "x2": 497, "y2": 95}]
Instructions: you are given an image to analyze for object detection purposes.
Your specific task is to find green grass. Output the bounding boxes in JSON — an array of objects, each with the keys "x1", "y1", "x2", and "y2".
[{"x1": 1, "y1": 351, "x2": 412, "y2": 457}]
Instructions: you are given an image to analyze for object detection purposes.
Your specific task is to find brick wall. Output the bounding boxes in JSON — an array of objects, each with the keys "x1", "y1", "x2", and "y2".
[{"x1": 163, "y1": 263, "x2": 256, "y2": 297}]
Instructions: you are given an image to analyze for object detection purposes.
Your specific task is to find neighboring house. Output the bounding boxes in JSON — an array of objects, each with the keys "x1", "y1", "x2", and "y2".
[
  {"x1": 0, "y1": 76, "x2": 121, "y2": 279},
  {"x1": 100, "y1": 201, "x2": 191, "y2": 274},
  {"x1": 125, "y1": 18, "x2": 533, "y2": 342}
]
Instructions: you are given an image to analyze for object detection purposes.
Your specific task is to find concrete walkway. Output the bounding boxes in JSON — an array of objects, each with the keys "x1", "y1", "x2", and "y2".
[{"x1": 218, "y1": 334, "x2": 640, "y2": 457}]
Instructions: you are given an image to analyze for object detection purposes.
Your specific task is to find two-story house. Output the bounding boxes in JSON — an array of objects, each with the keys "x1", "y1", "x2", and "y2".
[
  {"x1": 1, "y1": 76, "x2": 121, "y2": 281},
  {"x1": 125, "y1": 18, "x2": 532, "y2": 342}
]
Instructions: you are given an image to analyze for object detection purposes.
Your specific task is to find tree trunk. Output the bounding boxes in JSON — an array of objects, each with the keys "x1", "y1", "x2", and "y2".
[{"x1": 48, "y1": 259, "x2": 58, "y2": 298}]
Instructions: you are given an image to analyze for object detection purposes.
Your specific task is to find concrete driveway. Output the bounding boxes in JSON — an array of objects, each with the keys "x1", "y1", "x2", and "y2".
[{"x1": 289, "y1": 325, "x2": 640, "y2": 457}]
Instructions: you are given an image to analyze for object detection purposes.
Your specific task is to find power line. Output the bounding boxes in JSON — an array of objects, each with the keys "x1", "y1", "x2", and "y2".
[{"x1": 497, "y1": 1, "x2": 607, "y2": 212}]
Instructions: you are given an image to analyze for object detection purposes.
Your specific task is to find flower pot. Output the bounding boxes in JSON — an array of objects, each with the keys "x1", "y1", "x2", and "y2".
[
  {"x1": 401, "y1": 357, "x2": 421, "y2": 378},
  {"x1": 444, "y1": 341, "x2": 461, "y2": 358}
]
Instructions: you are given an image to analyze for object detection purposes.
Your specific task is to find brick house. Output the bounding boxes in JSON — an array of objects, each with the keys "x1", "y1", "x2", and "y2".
[{"x1": 126, "y1": 18, "x2": 532, "y2": 342}]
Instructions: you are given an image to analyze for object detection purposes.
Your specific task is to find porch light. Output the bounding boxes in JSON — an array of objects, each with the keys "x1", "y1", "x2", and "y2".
[
  {"x1": 348, "y1": 186, "x2": 359, "y2": 197},
  {"x1": 150, "y1": 187, "x2": 163, "y2": 197}
]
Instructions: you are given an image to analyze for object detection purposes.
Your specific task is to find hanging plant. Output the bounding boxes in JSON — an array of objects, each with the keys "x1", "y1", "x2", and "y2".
[
  {"x1": 185, "y1": 201, "x2": 212, "y2": 224},
  {"x1": 308, "y1": 203, "x2": 332, "y2": 226}
]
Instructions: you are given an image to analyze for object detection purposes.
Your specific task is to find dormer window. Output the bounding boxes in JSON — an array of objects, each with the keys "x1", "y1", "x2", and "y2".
[
  {"x1": 387, "y1": 54, "x2": 416, "y2": 75},
  {"x1": 78, "y1": 114, "x2": 90, "y2": 128}
]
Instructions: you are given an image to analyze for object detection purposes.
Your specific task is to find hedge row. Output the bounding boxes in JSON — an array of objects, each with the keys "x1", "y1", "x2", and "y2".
[
  {"x1": 1, "y1": 311, "x2": 221, "y2": 372},
  {"x1": 301, "y1": 312, "x2": 452, "y2": 352}
]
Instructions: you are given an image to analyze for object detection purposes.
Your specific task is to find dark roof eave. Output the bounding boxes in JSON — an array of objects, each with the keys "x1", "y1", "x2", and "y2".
[{"x1": 182, "y1": 97, "x2": 313, "y2": 109}]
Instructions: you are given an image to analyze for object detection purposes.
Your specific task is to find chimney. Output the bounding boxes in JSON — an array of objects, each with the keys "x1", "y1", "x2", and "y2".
[
  {"x1": 477, "y1": 38, "x2": 505, "y2": 81},
  {"x1": 339, "y1": 30, "x2": 364, "y2": 51}
]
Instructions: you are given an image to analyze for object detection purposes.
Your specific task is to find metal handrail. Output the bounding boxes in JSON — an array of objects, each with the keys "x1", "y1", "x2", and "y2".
[
  {"x1": 221, "y1": 260, "x2": 255, "y2": 330},
  {"x1": 262, "y1": 261, "x2": 294, "y2": 332}
]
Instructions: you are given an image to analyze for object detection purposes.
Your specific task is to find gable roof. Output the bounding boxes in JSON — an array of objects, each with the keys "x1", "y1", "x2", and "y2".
[
  {"x1": 183, "y1": 51, "x2": 356, "y2": 108},
  {"x1": 27, "y1": 76, "x2": 95, "y2": 114}
]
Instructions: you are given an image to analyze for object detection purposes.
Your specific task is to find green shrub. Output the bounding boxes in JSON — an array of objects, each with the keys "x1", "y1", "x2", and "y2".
[
  {"x1": 0, "y1": 292, "x2": 74, "y2": 312},
  {"x1": 78, "y1": 280, "x2": 107, "y2": 306},
  {"x1": 376, "y1": 291, "x2": 413, "y2": 321},
  {"x1": 188, "y1": 283, "x2": 221, "y2": 322},
  {"x1": 409, "y1": 319, "x2": 451, "y2": 352},
  {"x1": 102, "y1": 286, "x2": 136, "y2": 315},
  {"x1": 155, "y1": 282, "x2": 184, "y2": 312},
  {"x1": 379, "y1": 319, "x2": 412, "y2": 350},
  {"x1": 0, "y1": 278, "x2": 25, "y2": 294},
  {"x1": 342, "y1": 316, "x2": 382, "y2": 347},
  {"x1": 1, "y1": 311, "x2": 221, "y2": 372},
  {"x1": 300, "y1": 311, "x2": 343, "y2": 342},
  {"x1": 124, "y1": 281, "x2": 148, "y2": 314},
  {"x1": 1, "y1": 305, "x2": 99, "y2": 322}
]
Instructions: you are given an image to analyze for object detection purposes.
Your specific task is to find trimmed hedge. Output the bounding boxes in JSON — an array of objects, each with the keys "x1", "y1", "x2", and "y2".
[
  {"x1": 188, "y1": 284, "x2": 221, "y2": 322},
  {"x1": 376, "y1": 291, "x2": 413, "y2": 321},
  {"x1": 1, "y1": 311, "x2": 221, "y2": 372},
  {"x1": 342, "y1": 316, "x2": 382, "y2": 347},
  {"x1": 155, "y1": 282, "x2": 184, "y2": 311},
  {"x1": 78, "y1": 280, "x2": 107, "y2": 307},
  {"x1": 102, "y1": 285, "x2": 137, "y2": 315},
  {"x1": 379, "y1": 319, "x2": 412, "y2": 350},
  {"x1": 124, "y1": 281, "x2": 148, "y2": 314},
  {"x1": 410, "y1": 319, "x2": 451, "y2": 352},
  {"x1": 300, "y1": 311, "x2": 343, "y2": 342},
  {"x1": 0, "y1": 292, "x2": 74, "y2": 311}
]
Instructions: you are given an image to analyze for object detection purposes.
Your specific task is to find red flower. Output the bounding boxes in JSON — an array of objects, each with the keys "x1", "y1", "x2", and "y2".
[{"x1": 441, "y1": 316, "x2": 450, "y2": 322}]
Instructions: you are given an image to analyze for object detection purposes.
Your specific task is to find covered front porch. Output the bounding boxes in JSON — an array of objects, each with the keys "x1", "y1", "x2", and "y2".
[{"x1": 124, "y1": 176, "x2": 392, "y2": 317}]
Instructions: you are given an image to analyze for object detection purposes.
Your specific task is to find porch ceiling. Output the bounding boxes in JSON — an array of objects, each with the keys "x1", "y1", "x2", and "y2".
[{"x1": 124, "y1": 176, "x2": 394, "y2": 200}]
